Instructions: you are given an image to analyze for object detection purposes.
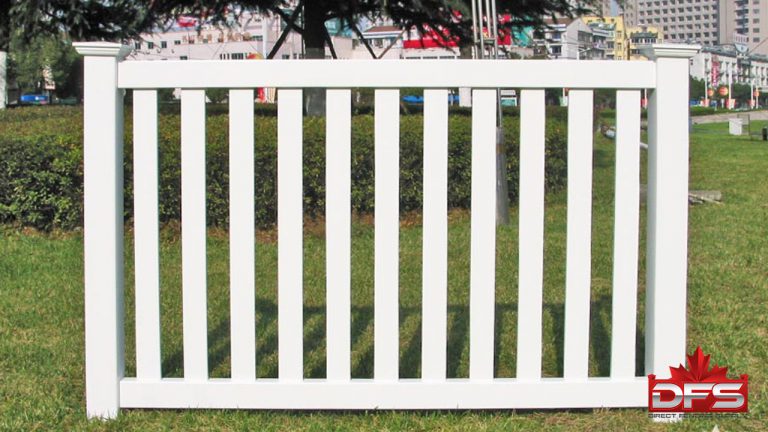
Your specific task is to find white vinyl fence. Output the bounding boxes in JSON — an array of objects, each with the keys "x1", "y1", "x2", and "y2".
[{"x1": 74, "y1": 42, "x2": 699, "y2": 419}]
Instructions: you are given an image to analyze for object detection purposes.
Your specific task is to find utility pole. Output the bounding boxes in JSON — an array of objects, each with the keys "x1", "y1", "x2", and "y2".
[{"x1": 471, "y1": 0, "x2": 510, "y2": 225}]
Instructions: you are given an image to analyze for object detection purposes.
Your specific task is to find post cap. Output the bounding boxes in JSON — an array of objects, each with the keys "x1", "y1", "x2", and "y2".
[
  {"x1": 642, "y1": 43, "x2": 701, "y2": 60},
  {"x1": 73, "y1": 42, "x2": 132, "y2": 59}
]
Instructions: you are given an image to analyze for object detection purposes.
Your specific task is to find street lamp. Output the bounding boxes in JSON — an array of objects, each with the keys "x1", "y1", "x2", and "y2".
[{"x1": 726, "y1": 62, "x2": 734, "y2": 109}]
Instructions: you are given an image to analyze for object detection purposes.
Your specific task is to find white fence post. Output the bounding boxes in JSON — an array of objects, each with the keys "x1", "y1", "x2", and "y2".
[
  {"x1": 74, "y1": 42, "x2": 131, "y2": 419},
  {"x1": 643, "y1": 44, "x2": 699, "y2": 378}
]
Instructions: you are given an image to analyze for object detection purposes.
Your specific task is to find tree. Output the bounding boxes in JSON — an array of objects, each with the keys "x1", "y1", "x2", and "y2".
[
  {"x1": 689, "y1": 76, "x2": 705, "y2": 102},
  {"x1": 8, "y1": 35, "x2": 80, "y2": 98}
]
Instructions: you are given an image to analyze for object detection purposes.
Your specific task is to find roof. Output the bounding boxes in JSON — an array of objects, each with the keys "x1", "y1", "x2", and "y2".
[
  {"x1": 630, "y1": 32, "x2": 658, "y2": 38},
  {"x1": 542, "y1": 18, "x2": 574, "y2": 26}
]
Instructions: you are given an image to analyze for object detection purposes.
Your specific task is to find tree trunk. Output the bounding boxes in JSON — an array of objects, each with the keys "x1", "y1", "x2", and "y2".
[
  {"x1": 0, "y1": 50, "x2": 7, "y2": 109},
  {"x1": 303, "y1": 1, "x2": 327, "y2": 116}
]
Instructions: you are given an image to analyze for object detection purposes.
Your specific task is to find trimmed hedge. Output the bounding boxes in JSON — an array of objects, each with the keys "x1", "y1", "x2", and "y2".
[{"x1": 0, "y1": 106, "x2": 569, "y2": 231}]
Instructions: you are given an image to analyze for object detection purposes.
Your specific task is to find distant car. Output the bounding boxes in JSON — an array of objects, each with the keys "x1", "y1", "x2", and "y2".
[
  {"x1": 403, "y1": 94, "x2": 461, "y2": 104},
  {"x1": 403, "y1": 95, "x2": 424, "y2": 104},
  {"x1": 19, "y1": 94, "x2": 50, "y2": 105}
]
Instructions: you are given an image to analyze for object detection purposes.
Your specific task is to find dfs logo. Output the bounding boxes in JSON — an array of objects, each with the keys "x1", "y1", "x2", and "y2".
[{"x1": 648, "y1": 347, "x2": 748, "y2": 413}]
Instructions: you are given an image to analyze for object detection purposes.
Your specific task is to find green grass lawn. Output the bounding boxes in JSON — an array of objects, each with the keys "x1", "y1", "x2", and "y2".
[{"x1": 1, "y1": 119, "x2": 767, "y2": 430}]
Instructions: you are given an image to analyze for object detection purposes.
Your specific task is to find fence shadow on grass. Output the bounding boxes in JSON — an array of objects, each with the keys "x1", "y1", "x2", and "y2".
[{"x1": 159, "y1": 294, "x2": 642, "y2": 380}]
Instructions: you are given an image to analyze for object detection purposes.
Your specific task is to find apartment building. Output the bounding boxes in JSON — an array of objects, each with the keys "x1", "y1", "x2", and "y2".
[
  {"x1": 634, "y1": 0, "x2": 768, "y2": 55},
  {"x1": 635, "y1": 0, "x2": 720, "y2": 46},
  {"x1": 533, "y1": 18, "x2": 597, "y2": 59},
  {"x1": 582, "y1": 16, "x2": 663, "y2": 60},
  {"x1": 718, "y1": 0, "x2": 768, "y2": 55},
  {"x1": 628, "y1": 25, "x2": 664, "y2": 58},
  {"x1": 690, "y1": 45, "x2": 768, "y2": 92},
  {"x1": 127, "y1": 11, "x2": 309, "y2": 61},
  {"x1": 583, "y1": 16, "x2": 630, "y2": 59}
]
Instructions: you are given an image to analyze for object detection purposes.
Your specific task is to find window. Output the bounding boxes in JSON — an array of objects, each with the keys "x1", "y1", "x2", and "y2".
[
  {"x1": 160, "y1": 41, "x2": 167, "y2": 49},
  {"x1": 755, "y1": 28, "x2": 761, "y2": 33},
  {"x1": 231, "y1": 52, "x2": 245, "y2": 60},
  {"x1": 282, "y1": 54, "x2": 290, "y2": 59},
  {"x1": 180, "y1": 55, "x2": 188, "y2": 60},
  {"x1": 755, "y1": 19, "x2": 760, "y2": 23},
  {"x1": 147, "y1": 41, "x2": 154, "y2": 49},
  {"x1": 755, "y1": 37, "x2": 761, "y2": 42},
  {"x1": 174, "y1": 40, "x2": 181, "y2": 45},
  {"x1": 134, "y1": 41, "x2": 141, "y2": 49}
]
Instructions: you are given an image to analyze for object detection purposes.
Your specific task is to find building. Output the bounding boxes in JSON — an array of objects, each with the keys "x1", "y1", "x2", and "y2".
[
  {"x1": 533, "y1": 18, "x2": 597, "y2": 59},
  {"x1": 127, "y1": 11, "x2": 310, "y2": 61},
  {"x1": 718, "y1": 0, "x2": 768, "y2": 55},
  {"x1": 634, "y1": 0, "x2": 768, "y2": 55},
  {"x1": 581, "y1": 16, "x2": 662, "y2": 60},
  {"x1": 635, "y1": 0, "x2": 720, "y2": 46},
  {"x1": 628, "y1": 25, "x2": 664, "y2": 58},
  {"x1": 691, "y1": 45, "x2": 768, "y2": 87},
  {"x1": 583, "y1": 16, "x2": 630, "y2": 60},
  {"x1": 690, "y1": 45, "x2": 768, "y2": 107}
]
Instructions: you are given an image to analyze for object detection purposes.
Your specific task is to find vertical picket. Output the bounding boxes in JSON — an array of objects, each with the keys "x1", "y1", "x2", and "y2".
[
  {"x1": 516, "y1": 89, "x2": 546, "y2": 380},
  {"x1": 181, "y1": 89, "x2": 208, "y2": 381},
  {"x1": 469, "y1": 89, "x2": 497, "y2": 381},
  {"x1": 326, "y1": 89, "x2": 352, "y2": 381},
  {"x1": 563, "y1": 90, "x2": 594, "y2": 380},
  {"x1": 421, "y1": 89, "x2": 449, "y2": 381},
  {"x1": 277, "y1": 89, "x2": 304, "y2": 381},
  {"x1": 133, "y1": 89, "x2": 162, "y2": 381},
  {"x1": 610, "y1": 90, "x2": 641, "y2": 379},
  {"x1": 229, "y1": 89, "x2": 256, "y2": 381},
  {"x1": 374, "y1": 89, "x2": 400, "y2": 381}
]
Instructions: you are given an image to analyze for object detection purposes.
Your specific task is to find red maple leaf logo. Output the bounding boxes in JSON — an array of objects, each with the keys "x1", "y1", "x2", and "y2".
[{"x1": 668, "y1": 346, "x2": 730, "y2": 382}]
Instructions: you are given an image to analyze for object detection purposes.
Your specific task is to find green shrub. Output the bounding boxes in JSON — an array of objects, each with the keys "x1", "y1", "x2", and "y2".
[
  {"x1": 0, "y1": 106, "x2": 569, "y2": 231},
  {"x1": 0, "y1": 138, "x2": 83, "y2": 230}
]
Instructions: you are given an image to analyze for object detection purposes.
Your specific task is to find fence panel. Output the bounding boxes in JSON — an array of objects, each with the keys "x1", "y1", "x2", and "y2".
[{"x1": 74, "y1": 41, "x2": 698, "y2": 418}]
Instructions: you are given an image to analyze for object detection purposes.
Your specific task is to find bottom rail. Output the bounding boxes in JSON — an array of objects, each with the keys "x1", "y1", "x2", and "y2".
[{"x1": 120, "y1": 377, "x2": 648, "y2": 409}]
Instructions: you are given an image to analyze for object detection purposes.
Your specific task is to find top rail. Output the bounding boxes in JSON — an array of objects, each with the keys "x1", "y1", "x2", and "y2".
[{"x1": 118, "y1": 59, "x2": 657, "y2": 89}]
